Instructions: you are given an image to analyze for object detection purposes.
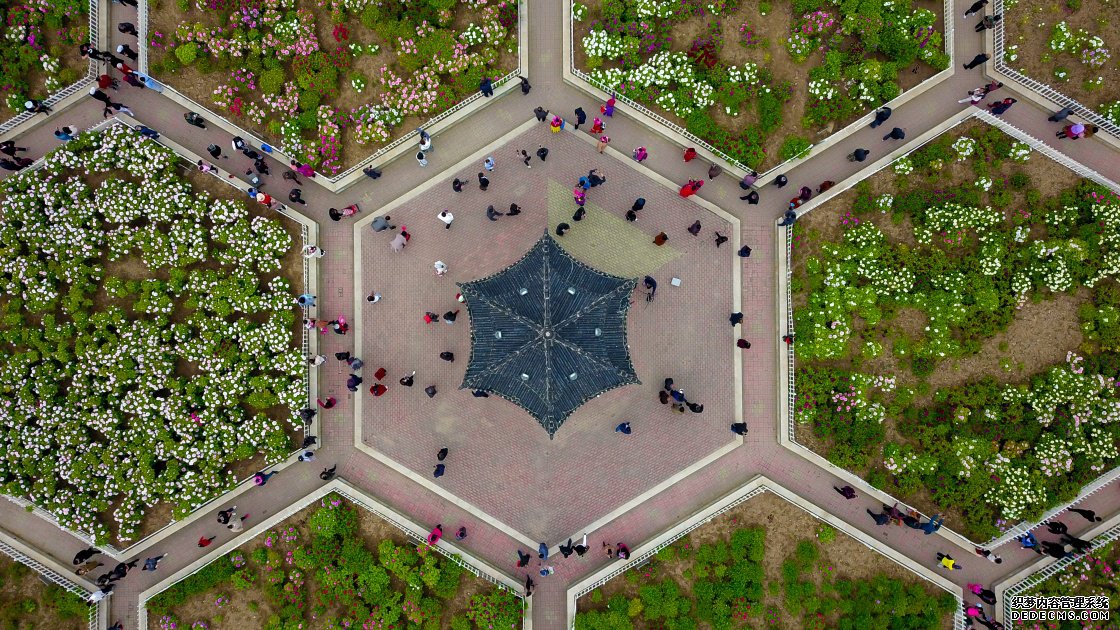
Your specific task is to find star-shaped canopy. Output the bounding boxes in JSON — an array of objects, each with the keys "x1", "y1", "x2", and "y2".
[{"x1": 459, "y1": 234, "x2": 639, "y2": 436}]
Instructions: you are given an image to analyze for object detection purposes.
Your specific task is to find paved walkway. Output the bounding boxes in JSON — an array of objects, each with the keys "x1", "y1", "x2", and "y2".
[{"x1": 0, "y1": 0, "x2": 1119, "y2": 629}]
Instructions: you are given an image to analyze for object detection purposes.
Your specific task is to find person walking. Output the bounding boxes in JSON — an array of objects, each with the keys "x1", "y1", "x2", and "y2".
[
  {"x1": 921, "y1": 514, "x2": 944, "y2": 534},
  {"x1": 142, "y1": 554, "x2": 168, "y2": 572},
  {"x1": 371, "y1": 215, "x2": 394, "y2": 232},
  {"x1": 867, "y1": 509, "x2": 890, "y2": 525},
  {"x1": 518, "y1": 149, "x2": 531, "y2": 167},
  {"x1": 1069, "y1": 507, "x2": 1103, "y2": 522},
  {"x1": 687, "y1": 220, "x2": 702, "y2": 236},
  {"x1": 707, "y1": 163, "x2": 723, "y2": 180},
  {"x1": 452, "y1": 177, "x2": 468, "y2": 192},
  {"x1": 615, "y1": 422, "x2": 632, "y2": 434},
  {"x1": 227, "y1": 513, "x2": 249, "y2": 533},
  {"x1": 455, "y1": 526, "x2": 468, "y2": 541},
  {"x1": 486, "y1": 205, "x2": 504, "y2": 221},
  {"x1": 935, "y1": 552, "x2": 961, "y2": 570},
  {"x1": 433, "y1": 464, "x2": 445, "y2": 478},
  {"x1": 23, "y1": 99, "x2": 51, "y2": 115},
  {"x1": 574, "y1": 107, "x2": 586, "y2": 130},
  {"x1": 1056, "y1": 123, "x2": 1086, "y2": 139},
  {"x1": 974, "y1": 547, "x2": 1003, "y2": 564},
  {"x1": 975, "y1": 14, "x2": 1002, "y2": 30},
  {"x1": 217, "y1": 506, "x2": 237, "y2": 525},
  {"x1": 601, "y1": 96, "x2": 616, "y2": 117},
  {"x1": 478, "y1": 172, "x2": 490, "y2": 191},
  {"x1": 297, "y1": 293, "x2": 316, "y2": 307},
  {"x1": 289, "y1": 189, "x2": 307, "y2": 206},
  {"x1": 987, "y1": 98, "x2": 1017, "y2": 115},
  {"x1": 317, "y1": 396, "x2": 336, "y2": 408},
  {"x1": 253, "y1": 471, "x2": 277, "y2": 486},
  {"x1": 834, "y1": 485, "x2": 856, "y2": 499},
  {"x1": 1041, "y1": 541, "x2": 1072, "y2": 559},
  {"x1": 116, "y1": 44, "x2": 139, "y2": 61},
  {"x1": 869, "y1": 107, "x2": 892, "y2": 128},
  {"x1": 883, "y1": 127, "x2": 906, "y2": 141},
  {"x1": 1049, "y1": 106, "x2": 1074, "y2": 122},
  {"x1": 437, "y1": 210, "x2": 454, "y2": 229},
  {"x1": 1044, "y1": 521, "x2": 1069, "y2": 535},
  {"x1": 118, "y1": 21, "x2": 138, "y2": 36},
  {"x1": 73, "y1": 547, "x2": 101, "y2": 566},
  {"x1": 418, "y1": 128, "x2": 433, "y2": 153},
  {"x1": 714, "y1": 232, "x2": 728, "y2": 247},
  {"x1": 536, "y1": 144, "x2": 549, "y2": 161},
  {"x1": 963, "y1": 53, "x2": 990, "y2": 69},
  {"x1": 740, "y1": 190, "x2": 760, "y2": 204},
  {"x1": 197, "y1": 535, "x2": 217, "y2": 548},
  {"x1": 479, "y1": 77, "x2": 493, "y2": 97},
  {"x1": 590, "y1": 117, "x2": 604, "y2": 134},
  {"x1": 959, "y1": 87, "x2": 987, "y2": 104},
  {"x1": 1018, "y1": 531, "x2": 1039, "y2": 550},
  {"x1": 534, "y1": 106, "x2": 547, "y2": 122},
  {"x1": 848, "y1": 148, "x2": 870, "y2": 162},
  {"x1": 434, "y1": 260, "x2": 448, "y2": 276},
  {"x1": 633, "y1": 146, "x2": 648, "y2": 162},
  {"x1": 596, "y1": 135, "x2": 610, "y2": 153},
  {"x1": 679, "y1": 179, "x2": 703, "y2": 197},
  {"x1": 320, "y1": 465, "x2": 337, "y2": 480},
  {"x1": 416, "y1": 151, "x2": 428, "y2": 167},
  {"x1": 483, "y1": 156, "x2": 495, "y2": 172},
  {"x1": 54, "y1": 126, "x2": 79, "y2": 141},
  {"x1": 964, "y1": 0, "x2": 988, "y2": 17}
]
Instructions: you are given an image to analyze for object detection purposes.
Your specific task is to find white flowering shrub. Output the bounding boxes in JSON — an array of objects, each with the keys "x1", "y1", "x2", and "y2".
[
  {"x1": 0, "y1": 125, "x2": 304, "y2": 543},
  {"x1": 794, "y1": 124, "x2": 1120, "y2": 540}
]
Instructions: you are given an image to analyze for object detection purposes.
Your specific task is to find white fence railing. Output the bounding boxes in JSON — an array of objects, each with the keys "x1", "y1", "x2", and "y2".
[
  {"x1": 0, "y1": 0, "x2": 98, "y2": 136},
  {"x1": 1001, "y1": 521, "x2": 1120, "y2": 626},
  {"x1": 138, "y1": 0, "x2": 522, "y2": 184},
  {"x1": 0, "y1": 539, "x2": 98, "y2": 630},
  {"x1": 783, "y1": 109, "x2": 1120, "y2": 553},
  {"x1": 567, "y1": 0, "x2": 953, "y2": 180},
  {"x1": 992, "y1": 0, "x2": 1120, "y2": 139}
]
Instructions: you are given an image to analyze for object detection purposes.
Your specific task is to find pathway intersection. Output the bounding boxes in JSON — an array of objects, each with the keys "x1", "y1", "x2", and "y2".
[{"x1": 1, "y1": 0, "x2": 1120, "y2": 628}]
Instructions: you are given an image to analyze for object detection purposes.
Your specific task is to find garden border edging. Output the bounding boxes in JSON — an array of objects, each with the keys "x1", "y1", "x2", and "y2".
[
  {"x1": 137, "y1": 0, "x2": 529, "y2": 193},
  {"x1": 562, "y1": 0, "x2": 955, "y2": 186},
  {"x1": 563, "y1": 475, "x2": 965, "y2": 630},
  {"x1": 137, "y1": 479, "x2": 528, "y2": 630}
]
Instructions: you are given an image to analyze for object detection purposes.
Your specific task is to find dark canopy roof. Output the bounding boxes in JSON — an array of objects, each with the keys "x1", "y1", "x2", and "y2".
[{"x1": 459, "y1": 234, "x2": 639, "y2": 436}]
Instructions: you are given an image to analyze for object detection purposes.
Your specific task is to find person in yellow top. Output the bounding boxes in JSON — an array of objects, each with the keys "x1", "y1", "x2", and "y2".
[{"x1": 936, "y1": 552, "x2": 962, "y2": 571}]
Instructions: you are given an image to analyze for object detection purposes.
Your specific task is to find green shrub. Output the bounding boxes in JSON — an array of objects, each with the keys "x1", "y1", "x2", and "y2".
[
  {"x1": 779, "y1": 136, "x2": 812, "y2": 161},
  {"x1": 260, "y1": 68, "x2": 285, "y2": 94},
  {"x1": 174, "y1": 42, "x2": 198, "y2": 65},
  {"x1": 1067, "y1": 0, "x2": 1081, "y2": 9},
  {"x1": 176, "y1": 0, "x2": 189, "y2": 9}
]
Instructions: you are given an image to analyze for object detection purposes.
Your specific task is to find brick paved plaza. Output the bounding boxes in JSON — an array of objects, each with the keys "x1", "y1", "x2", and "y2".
[
  {"x1": 1, "y1": 0, "x2": 1120, "y2": 628},
  {"x1": 354, "y1": 124, "x2": 739, "y2": 542}
]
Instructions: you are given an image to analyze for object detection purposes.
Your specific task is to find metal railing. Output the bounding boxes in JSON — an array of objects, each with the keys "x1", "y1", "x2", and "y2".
[
  {"x1": 573, "y1": 487, "x2": 766, "y2": 599},
  {"x1": 1002, "y1": 521, "x2": 1120, "y2": 622},
  {"x1": 0, "y1": 0, "x2": 98, "y2": 136},
  {"x1": 992, "y1": 0, "x2": 1120, "y2": 139},
  {"x1": 138, "y1": 0, "x2": 522, "y2": 184},
  {"x1": 782, "y1": 108, "x2": 1120, "y2": 552},
  {"x1": 975, "y1": 110, "x2": 1120, "y2": 191},
  {"x1": 785, "y1": 225, "x2": 795, "y2": 443},
  {"x1": 0, "y1": 119, "x2": 312, "y2": 555},
  {"x1": 0, "y1": 539, "x2": 99, "y2": 630},
  {"x1": 572, "y1": 485, "x2": 965, "y2": 629},
  {"x1": 567, "y1": 0, "x2": 953, "y2": 179}
]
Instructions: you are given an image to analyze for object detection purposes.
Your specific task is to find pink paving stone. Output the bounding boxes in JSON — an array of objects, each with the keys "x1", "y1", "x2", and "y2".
[{"x1": 356, "y1": 123, "x2": 739, "y2": 542}]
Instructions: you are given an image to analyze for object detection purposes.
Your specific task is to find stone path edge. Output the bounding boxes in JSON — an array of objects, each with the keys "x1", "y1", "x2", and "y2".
[
  {"x1": 563, "y1": 475, "x2": 965, "y2": 628},
  {"x1": 137, "y1": 479, "x2": 529, "y2": 630}
]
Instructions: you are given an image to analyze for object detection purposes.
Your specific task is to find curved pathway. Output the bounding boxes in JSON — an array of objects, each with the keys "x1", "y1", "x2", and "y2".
[{"x1": 0, "y1": 0, "x2": 1118, "y2": 628}]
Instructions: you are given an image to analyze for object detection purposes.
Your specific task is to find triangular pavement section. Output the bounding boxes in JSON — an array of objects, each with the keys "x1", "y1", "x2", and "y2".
[{"x1": 546, "y1": 179, "x2": 681, "y2": 278}]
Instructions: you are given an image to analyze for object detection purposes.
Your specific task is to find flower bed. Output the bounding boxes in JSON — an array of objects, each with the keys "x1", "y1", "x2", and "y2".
[
  {"x1": 572, "y1": 0, "x2": 947, "y2": 170},
  {"x1": 148, "y1": 0, "x2": 518, "y2": 175},
  {"x1": 0, "y1": 0, "x2": 89, "y2": 113},
  {"x1": 791, "y1": 120, "x2": 1120, "y2": 541},
  {"x1": 575, "y1": 491, "x2": 956, "y2": 630},
  {"x1": 0, "y1": 554, "x2": 89, "y2": 629},
  {"x1": 1003, "y1": 0, "x2": 1120, "y2": 124},
  {"x1": 147, "y1": 493, "x2": 523, "y2": 630},
  {"x1": 1021, "y1": 534, "x2": 1120, "y2": 628},
  {"x1": 0, "y1": 124, "x2": 305, "y2": 544}
]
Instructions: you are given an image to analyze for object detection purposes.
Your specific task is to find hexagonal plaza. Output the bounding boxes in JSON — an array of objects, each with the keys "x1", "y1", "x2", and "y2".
[{"x1": 353, "y1": 122, "x2": 741, "y2": 543}]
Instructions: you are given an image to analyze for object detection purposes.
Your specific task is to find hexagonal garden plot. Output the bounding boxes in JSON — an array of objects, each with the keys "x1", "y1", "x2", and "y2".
[
  {"x1": 1003, "y1": 0, "x2": 1120, "y2": 124},
  {"x1": 575, "y1": 491, "x2": 957, "y2": 629},
  {"x1": 0, "y1": 124, "x2": 306, "y2": 545},
  {"x1": 147, "y1": 0, "x2": 519, "y2": 175},
  {"x1": 572, "y1": 0, "x2": 948, "y2": 170},
  {"x1": 355, "y1": 122, "x2": 741, "y2": 542},
  {"x1": 144, "y1": 492, "x2": 522, "y2": 630},
  {"x1": 790, "y1": 118, "x2": 1120, "y2": 542}
]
